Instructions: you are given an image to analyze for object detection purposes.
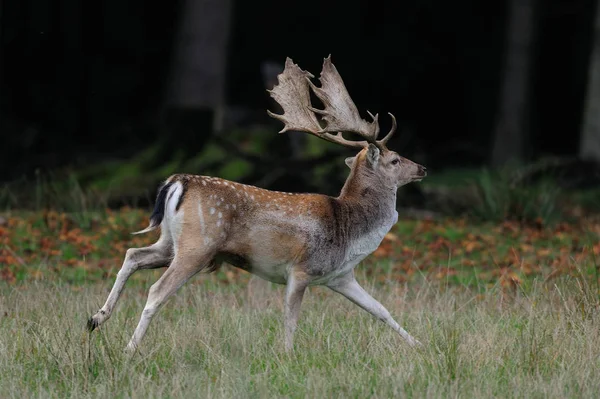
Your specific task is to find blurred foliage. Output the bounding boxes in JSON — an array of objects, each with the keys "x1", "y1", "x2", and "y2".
[
  {"x1": 0, "y1": 127, "x2": 351, "y2": 209},
  {"x1": 470, "y1": 168, "x2": 562, "y2": 225},
  {"x1": 418, "y1": 165, "x2": 600, "y2": 225}
]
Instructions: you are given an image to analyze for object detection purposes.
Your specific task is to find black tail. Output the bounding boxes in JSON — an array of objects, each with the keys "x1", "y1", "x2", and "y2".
[{"x1": 132, "y1": 181, "x2": 173, "y2": 235}]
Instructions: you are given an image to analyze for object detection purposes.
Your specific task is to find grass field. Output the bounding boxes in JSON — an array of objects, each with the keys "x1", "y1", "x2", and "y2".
[{"x1": 2, "y1": 209, "x2": 600, "y2": 397}]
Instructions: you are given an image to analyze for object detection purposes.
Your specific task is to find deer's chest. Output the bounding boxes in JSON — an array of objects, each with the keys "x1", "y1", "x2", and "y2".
[
  {"x1": 344, "y1": 211, "x2": 398, "y2": 266},
  {"x1": 311, "y1": 211, "x2": 398, "y2": 284}
]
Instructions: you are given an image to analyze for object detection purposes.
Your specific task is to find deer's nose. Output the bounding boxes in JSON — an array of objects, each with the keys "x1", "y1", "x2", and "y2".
[{"x1": 418, "y1": 165, "x2": 427, "y2": 176}]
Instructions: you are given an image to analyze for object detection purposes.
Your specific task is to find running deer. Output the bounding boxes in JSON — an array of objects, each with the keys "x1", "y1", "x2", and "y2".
[{"x1": 88, "y1": 56, "x2": 427, "y2": 352}]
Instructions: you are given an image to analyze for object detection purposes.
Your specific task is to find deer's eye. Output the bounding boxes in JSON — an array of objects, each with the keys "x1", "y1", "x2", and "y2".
[{"x1": 391, "y1": 159, "x2": 400, "y2": 165}]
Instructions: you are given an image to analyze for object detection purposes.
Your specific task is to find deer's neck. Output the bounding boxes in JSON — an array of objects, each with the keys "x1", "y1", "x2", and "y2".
[{"x1": 334, "y1": 167, "x2": 398, "y2": 239}]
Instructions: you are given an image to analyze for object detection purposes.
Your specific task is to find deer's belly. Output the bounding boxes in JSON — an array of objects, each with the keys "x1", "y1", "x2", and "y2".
[
  {"x1": 225, "y1": 211, "x2": 398, "y2": 285},
  {"x1": 215, "y1": 251, "x2": 287, "y2": 284},
  {"x1": 247, "y1": 261, "x2": 291, "y2": 284}
]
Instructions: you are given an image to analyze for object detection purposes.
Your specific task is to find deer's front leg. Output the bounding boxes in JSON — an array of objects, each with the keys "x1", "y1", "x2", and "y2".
[
  {"x1": 284, "y1": 269, "x2": 311, "y2": 352},
  {"x1": 327, "y1": 273, "x2": 422, "y2": 347}
]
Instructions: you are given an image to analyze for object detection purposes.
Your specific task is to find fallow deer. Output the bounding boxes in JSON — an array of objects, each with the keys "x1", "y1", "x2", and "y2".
[{"x1": 88, "y1": 56, "x2": 427, "y2": 352}]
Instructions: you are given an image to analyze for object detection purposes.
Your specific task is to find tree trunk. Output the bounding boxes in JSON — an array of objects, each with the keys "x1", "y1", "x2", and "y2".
[
  {"x1": 160, "y1": 0, "x2": 232, "y2": 160},
  {"x1": 491, "y1": 0, "x2": 536, "y2": 167},
  {"x1": 580, "y1": 1, "x2": 600, "y2": 162},
  {"x1": 167, "y1": 0, "x2": 232, "y2": 112}
]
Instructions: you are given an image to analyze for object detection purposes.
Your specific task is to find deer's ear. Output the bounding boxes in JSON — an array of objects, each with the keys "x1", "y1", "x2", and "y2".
[
  {"x1": 345, "y1": 156, "x2": 356, "y2": 169},
  {"x1": 366, "y1": 144, "x2": 380, "y2": 167}
]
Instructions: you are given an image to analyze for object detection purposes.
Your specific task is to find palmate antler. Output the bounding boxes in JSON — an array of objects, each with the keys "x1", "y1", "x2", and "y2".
[{"x1": 267, "y1": 56, "x2": 396, "y2": 151}]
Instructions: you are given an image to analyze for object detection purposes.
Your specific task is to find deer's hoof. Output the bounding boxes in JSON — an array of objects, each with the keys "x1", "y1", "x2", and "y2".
[
  {"x1": 88, "y1": 315, "x2": 101, "y2": 332},
  {"x1": 87, "y1": 316, "x2": 98, "y2": 332},
  {"x1": 124, "y1": 343, "x2": 138, "y2": 356}
]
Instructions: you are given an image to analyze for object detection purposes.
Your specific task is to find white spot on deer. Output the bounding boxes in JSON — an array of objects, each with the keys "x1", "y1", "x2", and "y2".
[
  {"x1": 202, "y1": 180, "x2": 207, "y2": 186},
  {"x1": 251, "y1": 195, "x2": 255, "y2": 200},
  {"x1": 232, "y1": 204, "x2": 237, "y2": 210},
  {"x1": 217, "y1": 220, "x2": 222, "y2": 227},
  {"x1": 218, "y1": 212, "x2": 222, "y2": 219},
  {"x1": 210, "y1": 208, "x2": 215, "y2": 215}
]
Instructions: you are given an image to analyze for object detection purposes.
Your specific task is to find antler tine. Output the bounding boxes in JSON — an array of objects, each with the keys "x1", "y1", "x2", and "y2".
[
  {"x1": 308, "y1": 56, "x2": 380, "y2": 142},
  {"x1": 366, "y1": 110, "x2": 380, "y2": 140},
  {"x1": 266, "y1": 58, "x2": 322, "y2": 134},
  {"x1": 268, "y1": 56, "x2": 394, "y2": 151},
  {"x1": 267, "y1": 58, "x2": 369, "y2": 150},
  {"x1": 375, "y1": 112, "x2": 397, "y2": 149}
]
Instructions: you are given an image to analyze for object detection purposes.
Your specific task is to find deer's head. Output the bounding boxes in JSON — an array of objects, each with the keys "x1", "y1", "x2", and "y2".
[
  {"x1": 267, "y1": 56, "x2": 426, "y2": 191},
  {"x1": 345, "y1": 144, "x2": 426, "y2": 189}
]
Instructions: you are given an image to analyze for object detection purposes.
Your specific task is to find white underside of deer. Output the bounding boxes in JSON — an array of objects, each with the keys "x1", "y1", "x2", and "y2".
[{"x1": 88, "y1": 56, "x2": 427, "y2": 353}]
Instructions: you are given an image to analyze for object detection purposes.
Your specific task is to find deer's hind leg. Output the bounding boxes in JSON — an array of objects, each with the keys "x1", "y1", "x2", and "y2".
[
  {"x1": 88, "y1": 236, "x2": 172, "y2": 331},
  {"x1": 125, "y1": 249, "x2": 215, "y2": 353}
]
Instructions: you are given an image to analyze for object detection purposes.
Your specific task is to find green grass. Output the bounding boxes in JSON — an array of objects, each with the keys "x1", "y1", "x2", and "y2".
[
  {"x1": 2, "y1": 205, "x2": 600, "y2": 397},
  {"x1": 1, "y1": 272, "x2": 600, "y2": 398}
]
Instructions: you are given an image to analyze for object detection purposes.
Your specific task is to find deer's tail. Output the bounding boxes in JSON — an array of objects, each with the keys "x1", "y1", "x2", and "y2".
[{"x1": 132, "y1": 180, "x2": 174, "y2": 235}]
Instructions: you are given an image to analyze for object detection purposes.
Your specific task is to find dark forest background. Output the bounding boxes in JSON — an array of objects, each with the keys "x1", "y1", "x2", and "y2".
[{"x1": 2, "y1": 0, "x2": 600, "y2": 208}]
